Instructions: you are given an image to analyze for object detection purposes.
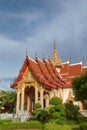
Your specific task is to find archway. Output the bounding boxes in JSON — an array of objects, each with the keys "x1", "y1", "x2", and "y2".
[{"x1": 25, "y1": 86, "x2": 35, "y2": 112}]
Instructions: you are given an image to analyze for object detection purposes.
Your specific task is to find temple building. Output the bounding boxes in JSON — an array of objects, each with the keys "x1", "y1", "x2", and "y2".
[{"x1": 11, "y1": 42, "x2": 87, "y2": 115}]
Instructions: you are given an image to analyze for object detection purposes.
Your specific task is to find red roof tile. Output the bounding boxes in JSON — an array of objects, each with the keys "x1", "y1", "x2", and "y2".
[
  {"x1": 11, "y1": 56, "x2": 69, "y2": 89},
  {"x1": 60, "y1": 61, "x2": 69, "y2": 74},
  {"x1": 82, "y1": 66, "x2": 87, "y2": 73},
  {"x1": 69, "y1": 63, "x2": 82, "y2": 76}
]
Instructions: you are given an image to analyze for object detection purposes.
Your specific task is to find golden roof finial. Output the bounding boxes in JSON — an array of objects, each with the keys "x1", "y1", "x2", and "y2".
[
  {"x1": 26, "y1": 48, "x2": 28, "y2": 56},
  {"x1": 69, "y1": 56, "x2": 71, "y2": 64},
  {"x1": 82, "y1": 56, "x2": 84, "y2": 66},
  {"x1": 35, "y1": 51, "x2": 38, "y2": 59},
  {"x1": 53, "y1": 29, "x2": 56, "y2": 49},
  {"x1": 48, "y1": 54, "x2": 50, "y2": 60},
  {"x1": 42, "y1": 51, "x2": 45, "y2": 59},
  {"x1": 54, "y1": 38, "x2": 56, "y2": 50}
]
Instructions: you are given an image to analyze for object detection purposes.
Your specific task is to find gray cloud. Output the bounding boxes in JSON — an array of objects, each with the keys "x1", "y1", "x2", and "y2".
[{"x1": 0, "y1": 0, "x2": 87, "y2": 78}]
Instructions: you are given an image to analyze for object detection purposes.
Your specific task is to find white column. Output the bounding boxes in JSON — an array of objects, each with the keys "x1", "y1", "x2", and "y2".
[
  {"x1": 49, "y1": 91, "x2": 54, "y2": 100},
  {"x1": 16, "y1": 90, "x2": 20, "y2": 114},
  {"x1": 21, "y1": 87, "x2": 25, "y2": 114},
  {"x1": 35, "y1": 86, "x2": 38, "y2": 103},
  {"x1": 57, "y1": 89, "x2": 59, "y2": 97},
  {"x1": 46, "y1": 98, "x2": 49, "y2": 107},
  {"x1": 27, "y1": 96, "x2": 30, "y2": 112},
  {"x1": 40, "y1": 87, "x2": 43, "y2": 108}
]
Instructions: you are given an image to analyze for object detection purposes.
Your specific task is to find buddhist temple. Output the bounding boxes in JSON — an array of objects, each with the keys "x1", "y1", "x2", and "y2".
[{"x1": 11, "y1": 41, "x2": 87, "y2": 115}]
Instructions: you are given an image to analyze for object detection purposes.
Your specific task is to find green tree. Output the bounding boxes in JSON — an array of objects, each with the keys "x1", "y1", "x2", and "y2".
[
  {"x1": 72, "y1": 71, "x2": 87, "y2": 107},
  {"x1": 0, "y1": 90, "x2": 16, "y2": 113},
  {"x1": 64, "y1": 102, "x2": 80, "y2": 120},
  {"x1": 31, "y1": 103, "x2": 41, "y2": 120},
  {"x1": 49, "y1": 97, "x2": 65, "y2": 124},
  {"x1": 37, "y1": 107, "x2": 50, "y2": 123},
  {"x1": 0, "y1": 90, "x2": 6, "y2": 111}
]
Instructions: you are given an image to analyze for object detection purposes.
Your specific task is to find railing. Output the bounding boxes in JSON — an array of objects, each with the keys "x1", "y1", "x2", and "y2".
[{"x1": 80, "y1": 110, "x2": 87, "y2": 116}]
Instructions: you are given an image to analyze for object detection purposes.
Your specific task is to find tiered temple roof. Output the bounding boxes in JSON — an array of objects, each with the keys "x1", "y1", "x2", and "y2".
[
  {"x1": 11, "y1": 55, "x2": 71, "y2": 89},
  {"x1": 60, "y1": 61, "x2": 87, "y2": 82},
  {"x1": 11, "y1": 42, "x2": 87, "y2": 90}
]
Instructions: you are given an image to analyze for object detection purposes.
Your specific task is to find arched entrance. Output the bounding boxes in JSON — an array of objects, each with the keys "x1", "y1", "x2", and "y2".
[{"x1": 25, "y1": 86, "x2": 35, "y2": 112}]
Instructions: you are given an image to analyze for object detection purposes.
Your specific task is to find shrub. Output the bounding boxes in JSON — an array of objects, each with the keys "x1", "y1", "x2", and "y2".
[
  {"x1": 37, "y1": 108, "x2": 50, "y2": 123},
  {"x1": 50, "y1": 96, "x2": 62, "y2": 105},
  {"x1": 44, "y1": 123, "x2": 71, "y2": 130},
  {"x1": 33, "y1": 103, "x2": 41, "y2": 110},
  {"x1": 44, "y1": 123, "x2": 62, "y2": 130},
  {"x1": 64, "y1": 119, "x2": 77, "y2": 124},
  {"x1": 31, "y1": 103, "x2": 41, "y2": 120},
  {"x1": 70, "y1": 124, "x2": 80, "y2": 130},
  {"x1": 77, "y1": 116, "x2": 87, "y2": 123},
  {"x1": 49, "y1": 97, "x2": 65, "y2": 123},
  {"x1": 61, "y1": 125, "x2": 71, "y2": 130},
  {"x1": 79, "y1": 122, "x2": 87, "y2": 130},
  {"x1": 64, "y1": 102, "x2": 80, "y2": 120}
]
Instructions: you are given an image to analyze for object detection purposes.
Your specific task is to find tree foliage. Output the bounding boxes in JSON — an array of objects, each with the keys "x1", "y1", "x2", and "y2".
[
  {"x1": 31, "y1": 103, "x2": 41, "y2": 120},
  {"x1": 0, "y1": 90, "x2": 16, "y2": 113},
  {"x1": 37, "y1": 108, "x2": 50, "y2": 123},
  {"x1": 64, "y1": 102, "x2": 80, "y2": 120},
  {"x1": 72, "y1": 71, "x2": 87, "y2": 101},
  {"x1": 49, "y1": 97, "x2": 65, "y2": 123},
  {"x1": 31, "y1": 97, "x2": 65, "y2": 124}
]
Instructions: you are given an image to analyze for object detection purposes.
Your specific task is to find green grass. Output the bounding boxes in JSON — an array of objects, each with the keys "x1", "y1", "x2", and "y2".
[
  {"x1": 69, "y1": 124, "x2": 80, "y2": 130},
  {"x1": 0, "y1": 120, "x2": 43, "y2": 130},
  {"x1": 0, "y1": 120, "x2": 81, "y2": 130}
]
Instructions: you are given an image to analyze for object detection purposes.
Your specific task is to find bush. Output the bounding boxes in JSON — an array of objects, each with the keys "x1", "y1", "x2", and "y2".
[
  {"x1": 79, "y1": 122, "x2": 87, "y2": 130},
  {"x1": 61, "y1": 125, "x2": 72, "y2": 130},
  {"x1": 77, "y1": 116, "x2": 87, "y2": 123},
  {"x1": 49, "y1": 97, "x2": 65, "y2": 122},
  {"x1": 64, "y1": 102, "x2": 80, "y2": 120},
  {"x1": 44, "y1": 123, "x2": 61, "y2": 130},
  {"x1": 44, "y1": 123, "x2": 72, "y2": 130},
  {"x1": 31, "y1": 103, "x2": 41, "y2": 120},
  {"x1": 69, "y1": 124, "x2": 80, "y2": 130},
  {"x1": 50, "y1": 96, "x2": 62, "y2": 105},
  {"x1": 37, "y1": 108, "x2": 50, "y2": 123},
  {"x1": 64, "y1": 119, "x2": 77, "y2": 124}
]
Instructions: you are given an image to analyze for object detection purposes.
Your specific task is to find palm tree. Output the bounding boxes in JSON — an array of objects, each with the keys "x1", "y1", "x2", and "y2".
[
  {"x1": 0, "y1": 90, "x2": 6, "y2": 112},
  {"x1": 0, "y1": 90, "x2": 16, "y2": 113}
]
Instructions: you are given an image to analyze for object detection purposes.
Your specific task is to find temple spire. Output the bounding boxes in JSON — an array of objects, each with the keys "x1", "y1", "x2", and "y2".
[
  {"x1": 54, "y1": 38, "x2": 56, "y2": 50},
  {"x1": 51, "y1": 39, "x2": 62, "y2": 68}
]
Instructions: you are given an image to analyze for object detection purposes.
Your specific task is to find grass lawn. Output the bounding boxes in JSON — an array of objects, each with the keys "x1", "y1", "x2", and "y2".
[
  {"x1": 0, "y1": 120, "x2": 43, "y2": 130},
  {"x1": 69, "y1": 124, "x2": 80, "y2": 130},
  {"x1": 0, "y1": 120, "x2": 81, "y2": 130}
]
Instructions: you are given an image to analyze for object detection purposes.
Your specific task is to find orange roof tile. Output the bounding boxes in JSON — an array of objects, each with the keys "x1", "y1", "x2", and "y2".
[
  {"x1": 60, "y1": 61, "x2": 69, "y2": 74},
  {"x1": 11, "y1": 56, "x2": 29, "y2": 88},
  {"x1": 11, "y1": 56, "x2": 70, "y2": 89},
  {"x1": 69, "y1": 62, "x2": 82, "y2": 77},
  {"x1": 82, "y1": 66, "x2": 87, "y2": 73}
]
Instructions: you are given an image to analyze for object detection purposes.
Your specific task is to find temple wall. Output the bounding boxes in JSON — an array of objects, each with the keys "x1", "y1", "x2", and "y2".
[{"x1": 62, "y1": 88, "x2": 72, "y2": 103}]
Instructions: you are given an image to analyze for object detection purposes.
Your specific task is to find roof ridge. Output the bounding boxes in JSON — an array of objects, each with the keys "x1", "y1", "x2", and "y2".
[
  {"x1": 70, "y1": 61, "x2": 82, "y2": 66},
  {"x1": 62, "y1": 60, "x2": 70, "y2": 64}
]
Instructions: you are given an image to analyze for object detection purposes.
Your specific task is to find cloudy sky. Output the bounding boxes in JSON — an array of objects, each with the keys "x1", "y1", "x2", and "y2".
[{"x1": 0, "y1": 0, "x2": 87, "y2": 79}]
